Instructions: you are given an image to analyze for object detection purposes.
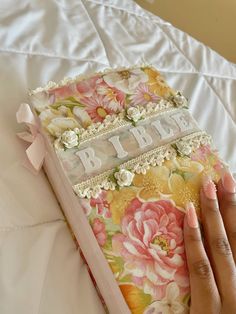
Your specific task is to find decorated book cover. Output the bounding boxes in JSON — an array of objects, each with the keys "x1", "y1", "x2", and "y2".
[{"x1": 17, "y1": 66, "x2": 226, "y2": 314}]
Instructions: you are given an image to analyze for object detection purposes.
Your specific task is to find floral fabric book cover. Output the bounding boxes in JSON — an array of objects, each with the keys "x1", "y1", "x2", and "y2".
[{"x1": 17, "y1": 66, "x2": 226, "y2": 314}]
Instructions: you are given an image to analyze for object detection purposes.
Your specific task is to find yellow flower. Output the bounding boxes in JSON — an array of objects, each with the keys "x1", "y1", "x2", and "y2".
[
  {"x1": 165, "y1": 158, "x2": 204, "y2": 174},
  {"x1": 168, "y1": 173, "x2": 201, "y2": 212},
  {"x1": 144, "y1": 67, "x2": 173, "y2": 97},
  {"x1": 133, "y1": 157, "x2": 204, "y2": 211},
  {"x1": 107, "y1": 155, "x2": 221, "y2": 225},
  {"x1": 133, "y1": 166, "x2": 171, "y2": 201},
  {"x1": 165, "y1": 156, "x2": 222, "y2": 212},
  {"x1": 119, "y1": 284, "x2": 152, "y2": 314},
  {"x1": 166, "y1": 157, "x2": 204, "y2": 212},
  {"x1": 191, "y1": 146, "x2": 224, "y2": 183},
  {"x1": 201, "y1": 158, "x2": 222, "y2": 182},
  {"x1": 39, "y1": 107, "x2": 79, "y2": 137},
  {"x1": 107, "y1": 188, "x2": 137, "y2": 224}
]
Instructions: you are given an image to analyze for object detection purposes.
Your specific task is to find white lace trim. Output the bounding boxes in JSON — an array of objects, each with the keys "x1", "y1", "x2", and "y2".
[{"x1": 73, "y1": 131, "x2": 211, "y2": 198}]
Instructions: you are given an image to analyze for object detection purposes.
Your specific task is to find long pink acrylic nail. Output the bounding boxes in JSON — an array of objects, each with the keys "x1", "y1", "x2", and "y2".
[
  {"x1": 186, "y1": 202, "x2": 198, "y2": 228},
  {"x1": 222, "y1": 171, "x2": 236, "y2": 193},
  {"x1": 202, "y1": 175, "x2": 217, "y2": 200}
]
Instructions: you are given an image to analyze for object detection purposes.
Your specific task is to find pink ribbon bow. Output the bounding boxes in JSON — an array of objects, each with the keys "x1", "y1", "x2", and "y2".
[{"x1": 16, "y1": 103, "x2": 46, "y2": 173}]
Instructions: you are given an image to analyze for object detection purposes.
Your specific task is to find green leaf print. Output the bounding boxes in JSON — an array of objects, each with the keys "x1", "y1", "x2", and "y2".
[
  {"x1": 182, "y1": 293, "x2": 191, "y2": 307},
  {"x1": 119, "y1": 274, "x2": 132, "y2": 283},
  {"x1": 108, "y1": 255, "x2": 125, "y2": 276},
  {"x1": 51, "y1": 96, "x2": 85, "y2": 109}
]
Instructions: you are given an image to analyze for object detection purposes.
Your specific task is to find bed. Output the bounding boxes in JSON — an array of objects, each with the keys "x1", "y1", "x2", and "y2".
[{"x1": 0, "y1": 1, "x2": 235, "y2": 313}]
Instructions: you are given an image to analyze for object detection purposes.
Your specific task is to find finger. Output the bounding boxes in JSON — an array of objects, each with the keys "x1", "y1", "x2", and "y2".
[
  {"x1": 184, "y1": 202, "x2": 219, "y2": 311},
  {"x1": 217, "y1": 171, "x2": 236, "y2": 261},
  {"x1": 200, "y1": 176, "x2": 236, "y2": 300}
]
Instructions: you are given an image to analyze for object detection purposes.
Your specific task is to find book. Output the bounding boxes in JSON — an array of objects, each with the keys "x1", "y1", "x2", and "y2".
[{"x1": 17, "y1": 66, "x2": 226, "y2": 314}]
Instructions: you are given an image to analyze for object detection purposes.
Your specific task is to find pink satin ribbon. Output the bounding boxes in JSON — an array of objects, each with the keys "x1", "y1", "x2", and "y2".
[{"x1": 16, "y1": 103, "x2": 46, "y2": 173}]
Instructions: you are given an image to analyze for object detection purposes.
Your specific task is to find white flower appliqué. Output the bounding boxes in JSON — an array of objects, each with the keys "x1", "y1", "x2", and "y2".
[
  {"x1": 144, "y1": 282, "x2": 188, "y2": 314},
  {"x1": 175, "y1": 141, "x2": 192, "y2": 156},
  {"x1": 126, "y1": 106, "x2": 143, "y2": 123},
  {"x1": 172, "y1": 91, "x2": 188, "y2": 108},
  {"x1": 61, "y1": 130, "x2": 79, "y2": 149},
  {"x1": 114, "y1": 169, "x2": 134, "y2": 187}
]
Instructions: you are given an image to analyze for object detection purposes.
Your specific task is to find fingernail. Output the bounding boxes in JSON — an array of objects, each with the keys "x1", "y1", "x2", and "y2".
[
  {"x1": 186, "y1": 202, "x2": 198, "y2": 228},
  {"x1": 222, "y1": 171, "x2": 236, "y2": 193},
  {"x1": 202, "y1": 176, "x2": 217, "y2": 200}
]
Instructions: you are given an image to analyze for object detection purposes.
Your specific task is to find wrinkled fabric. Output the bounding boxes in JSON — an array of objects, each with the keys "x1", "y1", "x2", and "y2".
[{"x1": 0, "y1": 0, "x2": 235, "y2": 314}]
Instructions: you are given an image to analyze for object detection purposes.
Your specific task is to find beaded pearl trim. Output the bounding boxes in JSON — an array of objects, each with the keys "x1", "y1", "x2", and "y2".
[{"x1": 73, "y1": 131, "x2": 211, "y2": 199}]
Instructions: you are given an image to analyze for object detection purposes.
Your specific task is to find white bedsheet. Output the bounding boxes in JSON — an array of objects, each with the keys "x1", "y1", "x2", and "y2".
[{"x1": 0, "y1": 1, "x2": 235, "y2": 313}]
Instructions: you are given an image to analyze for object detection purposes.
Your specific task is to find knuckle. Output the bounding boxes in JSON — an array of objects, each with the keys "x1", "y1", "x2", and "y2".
[
  {"x1": 204, "y1": 201, "x2": 219, "y2": 213},
  {"x1": 229, "y1": 197, "x2": 236, "y2": 207},
  {"x1": 213, "y1": 236, "x2": 232, "y2": 256},
  {"x1": 223, "y1": 196, "x2": 236, "y2": 210},
  {"x1": 186, "y1": 232, "x2": 202, "y2": 243},
  {"x1": 192, "y1": 259, "x2": 212, "y2": 279}
]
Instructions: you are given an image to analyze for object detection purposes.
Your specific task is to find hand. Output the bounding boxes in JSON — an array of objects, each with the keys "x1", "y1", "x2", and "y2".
[{"x1": 184, "y1": 171, "x2": 236, "y2": 314}]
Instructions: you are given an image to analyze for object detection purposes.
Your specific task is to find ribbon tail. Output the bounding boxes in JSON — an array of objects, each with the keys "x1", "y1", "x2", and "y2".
[
  {"x1": 16, "y1": 103, "x2": 38, "y2": 136},
  {"x1": 17, "y1": 131, "x2": 34, "y2": 143},
  {"x1": 16, "y1": 103, "x2": 37, "y2": 125},
  {"x1": 26, "y1": 133, "x2": 46, "y2": 172}
]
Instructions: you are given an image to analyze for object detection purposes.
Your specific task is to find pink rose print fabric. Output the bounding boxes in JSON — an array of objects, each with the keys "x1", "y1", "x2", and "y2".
[
  {"x1": 112, "y1": 199, "x2": 189, "y2": 300},
  {"x1": 34, "y1": 67, "x2": 174, "y2": 129},
  {"x1": 86, "y1": 147, "x2": 224, "y2": 313},
  {"x1": 92, "y1": 218, "x2": 107, "y2": 247}
]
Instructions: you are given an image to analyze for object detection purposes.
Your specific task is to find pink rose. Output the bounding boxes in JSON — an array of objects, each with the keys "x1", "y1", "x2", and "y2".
[
  {"x1": 191, "y1": 145, "x2": 223, "y2": 174},
  {"x1": 112, "y1": 199, "x2": 189, "y2": 299},
  {"x1": 49, "y1": 85, "x2": 74, "y2": 99},
  {"x1": 92, "y1": 218, "x2": 107, "y2": 247},
  {"x1": 90, "y1": 191, "x2": 111, "y2": 218},
  {"x1": 80, "y1": 199, "x2": 92, "y2": 216},
  {"x1": 76, "y1": 76, "x2": 103, "y2": 97},
  {"x1": 191, "y1": 144, "x2": 212, "y2": 162}
]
